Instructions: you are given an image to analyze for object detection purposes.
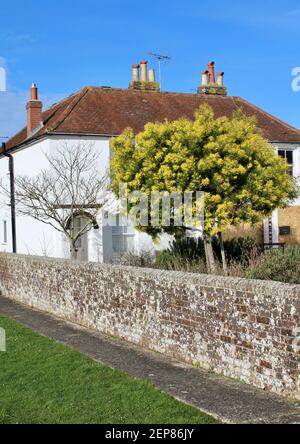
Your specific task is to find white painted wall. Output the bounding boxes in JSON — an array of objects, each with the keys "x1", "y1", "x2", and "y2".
[
  {"x1": 0, "y1": 134, "x2": 157, "y2": 262},
  {"x1": 263, "y1": 143, "x2": 300, "y2": 243},
  {"x1": 13, "y1": 139, "x2": 55, "y2": 256},
  {"x1": 293, "y1": 147, "x2": 300, "y2": 206},
  {"x1": 48, "y1": 135, "x2": 111, "y2": 179},
  {"x1": 272, "y1": 143, "x2": 300, "y2": 206},
  {"x1": 0, "y1": 156, "x2": 11, "y2": 252}
]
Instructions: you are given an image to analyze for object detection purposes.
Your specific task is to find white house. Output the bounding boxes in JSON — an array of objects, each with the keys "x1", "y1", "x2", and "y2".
[{"x1": 1, "y1": 61, "x2": 300, "y2": 262}]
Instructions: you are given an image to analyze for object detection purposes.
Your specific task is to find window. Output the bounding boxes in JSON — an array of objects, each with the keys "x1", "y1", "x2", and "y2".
[
  {"x1": 65, "y1": 212, "x2": 98, "y2": 250},
  {"x1": 73, "y1": 216, "x2": 83, "y2": 249},
  {"x1": 3, "y1": 221, "x2": 7, "y2": 244},
  {"x1": 112, "y1": 214, "x2": 135, "y2": 253},
  {"x1": 278, "y1": 150, "x2": 294, "y2": 176}
]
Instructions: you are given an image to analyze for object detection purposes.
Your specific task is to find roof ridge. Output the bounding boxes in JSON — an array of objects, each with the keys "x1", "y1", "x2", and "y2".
[
  {"x1": 236, "y1": 96, "x2": 300, "y2": 136},
  {"x1": 47, "y1": 87, "x2": 91, "y2": 132},
  {"x1": 46, "y1": 89, "x2": 83, "y2": 110},
  {"x1": 92, "y1": 86, "x2": 231, "y2": 99},
  {"x1": 40, "y1": 101, "x2": 65, "y2": 128}
]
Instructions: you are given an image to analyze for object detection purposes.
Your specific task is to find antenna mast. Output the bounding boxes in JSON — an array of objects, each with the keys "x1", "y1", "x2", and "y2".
[{"x1": 148, "y1": 52, "x2": 171, "y2": 90}]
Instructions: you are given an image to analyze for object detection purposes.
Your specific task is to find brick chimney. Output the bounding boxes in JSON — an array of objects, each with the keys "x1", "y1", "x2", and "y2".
[
  {"x1": 198, "y1": 62, "x2": 227, "y2": 96},
  {"x1": 129, "y1": 60, "x2": 160, "y2": 92},
  {"x1": 26, "y1": 83, "x2": 42, "y2": 137}
]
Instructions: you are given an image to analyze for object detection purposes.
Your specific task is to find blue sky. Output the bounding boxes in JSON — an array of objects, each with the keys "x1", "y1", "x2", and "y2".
[{"x1": 1, "y1": 0, "x2": 300, "y2": 138}]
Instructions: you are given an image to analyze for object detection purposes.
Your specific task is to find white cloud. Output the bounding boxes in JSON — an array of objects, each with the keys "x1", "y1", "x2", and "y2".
[
  {"x1": 0, "y1": 90, "x2": 28, "y2": 138},
  {"x1": 0, "y1": 68, "x2": 6, "y2": 92},
  {"x1": 0, "y1": 57, "x2": 6, "y2": 67},
  {"x1": 1, "y1": 32, "x2": 37, "y2": 45},
  {"x1": 0, "y1": 56, "x2": 7, "y2": 92},
  {"x1": 0, "y1": 57, "x2": 64, "y2": 140}
]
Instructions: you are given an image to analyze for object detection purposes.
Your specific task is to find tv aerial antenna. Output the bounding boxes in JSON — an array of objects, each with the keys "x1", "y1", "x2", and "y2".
[{"x1": 148, "y1": 52, "x2": 171, "y2": 90}]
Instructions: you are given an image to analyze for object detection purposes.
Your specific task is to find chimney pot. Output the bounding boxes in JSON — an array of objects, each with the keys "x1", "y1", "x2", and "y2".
[
  {"x1": 140, "y1": 60, "x2": 148, "y2": 82},
  {"x1": 201, "y1": 70, "x2": 209, "y2": 86},
  {"x1": 30, "y1": 82, "x2": 38, "y2": 100},
  {"x1": 208, "y1": 61, "x2": 215, "y2": 84},
  {"x1": 129, "y1": 59, "x2": 160, "y2": 91},
  {"x1": 198, "y1": 63, "x2": 227, "y2": 96},
  {"x1": 132, "y1": 64, "x2": 140, "y2": 82},
  {"x1": 148, "y1": 68, "x2": 155, "y2": 83},
  {"x1": 217, "y1": 72, "x2": 224, "y2": 86}
]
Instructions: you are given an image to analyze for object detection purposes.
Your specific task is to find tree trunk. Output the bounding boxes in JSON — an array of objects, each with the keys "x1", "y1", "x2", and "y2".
[
  {"x1": 204, "y1": 234, "x2": 216, "y2": 274},
  {"x1": 70, "y1": 242, "x2": 78, "y2": 261},
  {"x1": 218, "y1": 231, "x2": 228, "y2": 275},
  {"x1": 204, "y1": 240, "x2": 211, "y2": 273}
]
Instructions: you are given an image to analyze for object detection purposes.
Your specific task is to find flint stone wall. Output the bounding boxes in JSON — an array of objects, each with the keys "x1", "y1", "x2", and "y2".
[{"x1": 0, "y1": 253, "x2": 299, "y2": 399}]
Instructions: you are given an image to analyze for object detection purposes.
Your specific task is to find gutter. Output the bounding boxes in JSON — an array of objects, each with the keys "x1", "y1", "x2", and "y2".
[
  {"x1": 0, "y1": 132, "x2": 118, "y2": 158},
  {"x1": 0, "y1": 134, "x2": 47, "y2": 158},
  {"x1": 2, "y1": 143, "x2": 17, "y2": 253}
]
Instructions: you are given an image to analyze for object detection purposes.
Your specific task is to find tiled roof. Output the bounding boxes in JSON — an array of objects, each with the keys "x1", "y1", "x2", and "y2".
[{"x1": 4, "y1": 86, "x2": 300, "y2": 152}]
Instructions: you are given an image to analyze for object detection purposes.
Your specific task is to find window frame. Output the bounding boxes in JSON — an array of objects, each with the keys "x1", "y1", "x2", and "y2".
[
  {"x1": 278, "y1": 149, "x2": 294, "y2": 176},
  {"x1": 2, "y1": 220, "x2": 7, "y2": 244},
  {"x1": 112, "y1": 214, "x2": 135, "y2": 253}
]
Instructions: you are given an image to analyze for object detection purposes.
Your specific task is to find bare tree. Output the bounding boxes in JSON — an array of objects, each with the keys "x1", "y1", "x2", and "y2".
[{"x1": 2, "y1": 142, "x2": 114, "y2": 260}]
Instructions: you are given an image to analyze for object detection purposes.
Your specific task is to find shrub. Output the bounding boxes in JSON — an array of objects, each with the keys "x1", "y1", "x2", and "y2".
[
  {"x1": 213, "y1": 237, "x2": 262, "y2": 264},
  {"x1": 129, "y1": 235, "x2": 300, "y2": 285},
  {"x1": 245, "y1": 246, "x2": 300, "y2": 284},
  {"x1": 155, "y1": 249, "x2": 208, "y2": 273},
  {"x1": 155, "y1": 251, "x2": 185, "y2": 271},
  {"x1": 112, "y1": 250, "x2": 154, "y2": 267},
  {"x1": 169, "y1": 237, "x2": 206, "y2": 262},
  {"x1": 168, "y1": 236, "x2": 260, "y2": 265}
]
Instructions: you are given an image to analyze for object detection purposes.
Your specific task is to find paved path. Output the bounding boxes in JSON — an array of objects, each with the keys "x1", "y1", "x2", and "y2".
[{"x1": 0, "y1": 295, "x2": 299, "y2": 424}]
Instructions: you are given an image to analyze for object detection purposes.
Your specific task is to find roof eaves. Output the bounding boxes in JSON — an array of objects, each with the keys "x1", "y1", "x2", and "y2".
[
  {"x1": 0, "y1": 130, "x2": 117, "y2": 157},
  {"x1": 49, "y1": 131, "x2": 119, "y2": 138},
  {"x1": 0, "y1": 133, "x2": 49, "y2": 158},
  {"x1": 236, "y1": 96, "x2": 300, "y2": 137}
]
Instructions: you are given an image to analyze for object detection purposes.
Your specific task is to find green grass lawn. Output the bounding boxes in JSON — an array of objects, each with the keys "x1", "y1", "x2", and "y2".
[{"x1": 0, "y1": 315, "x2": 216, "y2": 424}]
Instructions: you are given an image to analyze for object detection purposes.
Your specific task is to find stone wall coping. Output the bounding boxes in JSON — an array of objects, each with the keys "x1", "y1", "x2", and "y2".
[{"x1": 1, "y1": 252, "x2": 299, "y2": 299}]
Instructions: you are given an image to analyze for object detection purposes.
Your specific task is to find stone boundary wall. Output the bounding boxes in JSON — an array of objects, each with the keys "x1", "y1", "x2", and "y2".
[{"x1": 0, "y1": 253, "x2": 299, "y2": 399}]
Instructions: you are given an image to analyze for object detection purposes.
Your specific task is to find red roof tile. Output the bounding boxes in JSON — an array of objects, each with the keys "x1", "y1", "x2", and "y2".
[{"x1": 3, "y1": 87, "x2": 300, "y2": 153}]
